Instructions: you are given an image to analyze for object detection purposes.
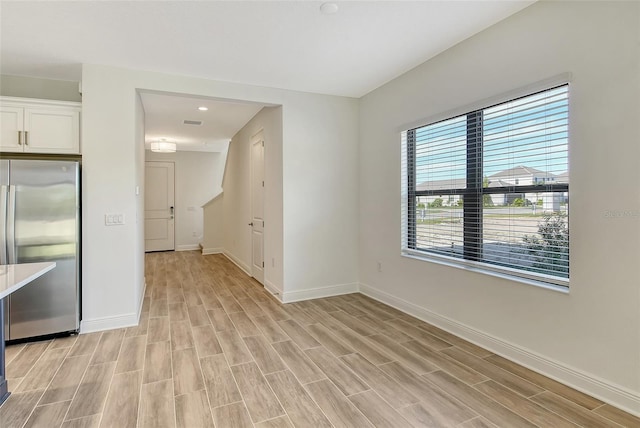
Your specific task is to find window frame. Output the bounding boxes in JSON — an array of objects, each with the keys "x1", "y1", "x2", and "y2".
[{"x1": 401, "y1": 83, "x2": 570, "y2": 289}]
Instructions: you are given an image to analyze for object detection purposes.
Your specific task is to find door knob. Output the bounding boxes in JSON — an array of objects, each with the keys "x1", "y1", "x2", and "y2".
[{"x1": 248, "y1": 222, "x2": 254, "y2": 226}]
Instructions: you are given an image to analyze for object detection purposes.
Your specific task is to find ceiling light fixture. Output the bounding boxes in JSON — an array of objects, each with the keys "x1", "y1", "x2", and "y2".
[
  {"x1": 198, "y1": 106, "x2": 208, "y2": 111},
  {"x1": 150, "y1": 140, "x2": 176, "y2": 153},
  {"x1": 320, "y1": 2, "x2": 338, "y2": 15}
]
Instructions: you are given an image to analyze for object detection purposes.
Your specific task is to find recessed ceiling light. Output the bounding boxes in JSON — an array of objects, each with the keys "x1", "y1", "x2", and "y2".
[
  {"x1": 320, "y1": 2, "x2": 338, "y2": 15},
  {"x1": 198, "y1": 106, "x2": 208, "y2": 111}
]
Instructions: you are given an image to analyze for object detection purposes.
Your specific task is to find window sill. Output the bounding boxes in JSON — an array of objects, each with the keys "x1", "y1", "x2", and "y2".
[{"x1": 401, "y1": 250, "x2": 570, "y2": 294}]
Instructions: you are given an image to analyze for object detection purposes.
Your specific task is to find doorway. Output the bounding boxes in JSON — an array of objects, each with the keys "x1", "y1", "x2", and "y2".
[
  {"x1": 145, "y1": 161, "x2": 175, "y2": 252},
  {"x1": 250, "y1": 130, "x2": 265, "y2": 284}
]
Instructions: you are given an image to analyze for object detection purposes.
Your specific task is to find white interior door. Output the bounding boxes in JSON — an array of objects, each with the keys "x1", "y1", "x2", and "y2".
[
  {"x1": 145, "y1": 161, "x2": 175, "y2": 252},
  {"x1": 251, "y1": 131, "x2": 265, "y2": 284}
]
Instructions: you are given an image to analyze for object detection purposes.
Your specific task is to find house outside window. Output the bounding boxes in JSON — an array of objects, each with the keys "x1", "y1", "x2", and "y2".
[{"x1": 401, "y1": 85, "x2": 569, "y2": 287}]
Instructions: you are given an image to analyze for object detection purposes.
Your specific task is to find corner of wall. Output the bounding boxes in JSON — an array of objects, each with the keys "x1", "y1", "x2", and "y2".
[
  {"x1": 264, "y1": 280, "x2": 284, "y2": 302},
  {"x1": 222, "y1": 251, "x2": 251, "y2": 276}
]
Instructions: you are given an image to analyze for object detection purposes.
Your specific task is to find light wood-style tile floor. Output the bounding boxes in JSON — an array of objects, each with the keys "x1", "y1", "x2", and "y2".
[{"x1": 1, "y1": 251, "x2": 638, "y2": 427}]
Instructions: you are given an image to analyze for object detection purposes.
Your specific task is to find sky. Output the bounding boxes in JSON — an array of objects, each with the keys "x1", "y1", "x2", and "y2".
[{"x1": 411, "y1": 85, "x2": 569, "y2": 184}]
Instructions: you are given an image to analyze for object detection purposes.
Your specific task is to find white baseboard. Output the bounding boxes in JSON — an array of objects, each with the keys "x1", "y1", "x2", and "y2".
[
  {"x1": 282, "y1": 282, "x2": 359, "y2": 303},
  {"x1": 223, "y1": 251, "x2": 251, "y2": 276},
  {"x1": 176, "y1": 244, "x2": 201, "y2": 251},
  {"x1": 359, "y1": 282, "x2": 640, "y2": 417},
  {"x1": 202, "y1": 247, "x2": 223, "y2": 255},
  {"x1": 80, "y1": 312, "x2": 140, "y2": 334},
  {"x1": 264, "y1": 280, "x2": 283, "y2": 301}
]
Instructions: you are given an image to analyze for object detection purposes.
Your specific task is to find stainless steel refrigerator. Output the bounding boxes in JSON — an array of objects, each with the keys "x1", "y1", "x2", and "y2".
[{"x1": 1, "y1": 158, "x2": 80, "y2": 341}]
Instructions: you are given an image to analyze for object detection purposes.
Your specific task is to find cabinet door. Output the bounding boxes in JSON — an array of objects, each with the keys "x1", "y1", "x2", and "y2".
[
  {"x1": 0, "y1": 107, "x2": 25, "y2": 152},
  {"x1": 24, "y1": 108, "x2": 80, "y2": 154}
]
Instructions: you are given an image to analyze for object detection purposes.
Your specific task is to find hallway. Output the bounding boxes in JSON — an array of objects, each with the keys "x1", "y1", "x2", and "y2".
[{"x1": 1, "y1": 251, "x2": 637, "y2": 427}]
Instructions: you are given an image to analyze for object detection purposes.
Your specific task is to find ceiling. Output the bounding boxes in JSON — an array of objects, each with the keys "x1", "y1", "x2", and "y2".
[
  {"x1": 140, "y1": 92, "x2": 265, "y2": 152},
  {"x1": 1, "y1": 1, "x2": 535, "y2": 151}
]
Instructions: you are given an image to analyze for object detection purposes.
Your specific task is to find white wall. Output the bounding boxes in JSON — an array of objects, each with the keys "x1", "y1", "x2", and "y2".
[
  {"x1": 223, "y1": 97, "x2": 360, "y2": 301},
  {"x1": 81, "y1": 66, "x2": 141, "y2": 332},
  {"x1": 146, "y1": 150, "x2": 223, "y2": 250},
  {"x1": 134, "y1": 94, "x2": 146, "y2": 317},
  {"x1": 281, "y1": 92, "x2": 360, "y2": 301},
  {"x1": 221, "y1": 107, "x2": 283, "y2": 287},
  {"x1": 202, "y1": 194, "x2": 224, "y2": 254},
  {"x1": 359, "y1": 0, "x2": 640, "y2": 414},
  {"x1": 80, "y1": 64, "x2": 359, "y2": 332}
]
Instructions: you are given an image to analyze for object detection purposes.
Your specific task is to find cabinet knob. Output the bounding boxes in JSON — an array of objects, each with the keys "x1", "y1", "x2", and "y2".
[{"x1": 18, "y1": 131, "x2": 22, "y2": 145}]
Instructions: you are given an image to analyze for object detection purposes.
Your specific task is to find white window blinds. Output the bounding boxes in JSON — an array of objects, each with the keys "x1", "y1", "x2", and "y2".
[{"x1": 403, "y1": 85, "x2": 569, "y2": 285}]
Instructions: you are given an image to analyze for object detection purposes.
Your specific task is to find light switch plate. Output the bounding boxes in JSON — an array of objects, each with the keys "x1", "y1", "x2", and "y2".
[{"x1": 105, "y1": 213, "x2": 125, "y2": 226}]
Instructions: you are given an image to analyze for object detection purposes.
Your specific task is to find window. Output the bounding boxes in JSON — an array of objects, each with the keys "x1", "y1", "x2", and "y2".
[{"x1": 402, "y1": 85, "x2": 569, "y2": 287}]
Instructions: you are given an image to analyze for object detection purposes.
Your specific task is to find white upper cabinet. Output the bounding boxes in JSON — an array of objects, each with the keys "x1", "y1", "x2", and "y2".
[
  {"x1": 0, "y1": 97, "x2": 81, "y2": 154},
  {"x1": 1, "y1": 107, "x2": 24, "y2": 151}
]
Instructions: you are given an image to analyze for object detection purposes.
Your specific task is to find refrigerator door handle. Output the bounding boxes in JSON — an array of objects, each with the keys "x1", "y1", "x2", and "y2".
[
  {"x1": 7, "y1": 185, "x2": 16, "y2": 264},
  {"x1": 0, "y1": 185, "x2": 7, "y2": 265}
]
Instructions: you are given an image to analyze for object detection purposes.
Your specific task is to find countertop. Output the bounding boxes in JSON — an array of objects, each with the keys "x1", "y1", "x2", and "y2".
[{"x1": 0, "y1": 262, "x2": 56, "y2": 299}]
